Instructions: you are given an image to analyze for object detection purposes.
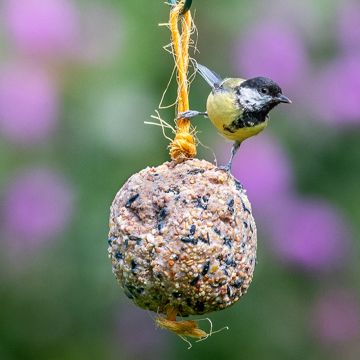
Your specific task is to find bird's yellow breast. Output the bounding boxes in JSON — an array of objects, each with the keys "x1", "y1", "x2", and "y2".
[
  {"x1": 206, "y1": 78, "x2": 268, "y2": 143},
  {"x1": 223, "y1": 120, "x2": 269, "y2": 142},
  {"x1": 207, "y1": 90, "x2": 241, "y2": 132}
]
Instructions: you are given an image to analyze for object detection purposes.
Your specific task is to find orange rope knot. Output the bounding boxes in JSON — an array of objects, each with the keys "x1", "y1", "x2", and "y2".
[
  {"x1": 169, "y1": 1, "x2": 196, "y2": 161},
  {"x1": 170, "y1": 130, "x2": 197, "y2": 161}
]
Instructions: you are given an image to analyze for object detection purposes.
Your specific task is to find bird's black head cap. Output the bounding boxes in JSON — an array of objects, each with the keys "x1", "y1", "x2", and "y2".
[{"x1": 240, "y1": 77, "x2": 283, "y2": 97}]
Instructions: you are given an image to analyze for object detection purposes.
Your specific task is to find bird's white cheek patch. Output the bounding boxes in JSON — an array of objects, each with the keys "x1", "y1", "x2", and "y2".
[{"x1": 239, "y1": 88, "x2": 270, "y2": 111}]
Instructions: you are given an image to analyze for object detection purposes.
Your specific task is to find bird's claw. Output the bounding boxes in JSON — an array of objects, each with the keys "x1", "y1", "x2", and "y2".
[
  {"x1": 217, "y1": 164, "x2": 231, "y2": 173},
  {"x1": 177, "y1": 110, "x2": 207, "y2": 119}
]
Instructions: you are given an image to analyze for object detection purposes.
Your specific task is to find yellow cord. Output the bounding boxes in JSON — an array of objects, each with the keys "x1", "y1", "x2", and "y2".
[{"x1": 169, "y1": 1, "x2": 197, "y2": 161}]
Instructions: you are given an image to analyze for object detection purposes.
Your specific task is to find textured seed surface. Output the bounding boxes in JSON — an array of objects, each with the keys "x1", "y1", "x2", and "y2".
[{"x1": 108, "y1": 158, "x2": 257, "y2": 316}]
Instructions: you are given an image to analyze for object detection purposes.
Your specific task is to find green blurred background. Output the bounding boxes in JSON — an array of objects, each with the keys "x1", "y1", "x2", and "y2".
[{"x1": 0, "y1": 0, "x2": 359, "y2": 359}]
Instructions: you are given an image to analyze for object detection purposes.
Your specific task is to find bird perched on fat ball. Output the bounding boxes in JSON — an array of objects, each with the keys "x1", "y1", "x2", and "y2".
[{"x1": 180, "y1": 63, "x2": 292, "y2": 172}]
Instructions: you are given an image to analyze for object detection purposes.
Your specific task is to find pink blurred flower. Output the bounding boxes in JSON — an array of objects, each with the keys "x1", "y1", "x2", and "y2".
[
  {"x1": 268, "y1": 198, "x2": 349, "y2": 272},
  {"x1": 115, "y1": 304, "x2": 169, "y2": 359},
  {"x1": 312, "y1": 289, "x2": 360, "y2": 344},
  {"x1": 218, "y1": 136, "x2": 350, "y2": 273},
  {"x1": 4, "y1": 0, "x2": 79, "y2": 57},
  {"x1": 313, "y1": 56, "x2": 360, "y2": 125},
  {"x1": 0, "y1": 63, "x2": 58, "y2": 145},
  {"x1": 337, "y1": 1, "x2": 360, "y2": 55},
  {"x1": 221, "y1": 135, "x2": 293, "y2": 211},
  {"x1": 233, "y1": 22, "x2": 309, "y2": 91},
  {"x1": 3, "y1": 168, "x2": 74, "y2": 250}
]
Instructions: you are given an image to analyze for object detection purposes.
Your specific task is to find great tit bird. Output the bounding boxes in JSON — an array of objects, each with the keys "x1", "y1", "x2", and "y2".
[{"x1": 180, "y1": 64, "x2": 291, "y2": 172}]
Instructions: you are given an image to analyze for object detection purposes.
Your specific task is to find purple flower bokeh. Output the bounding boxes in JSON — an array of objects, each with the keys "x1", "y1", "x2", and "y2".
[
  {"x1": 233, "y1": 22, "x2": 309, "y2": 91},
  {"x1": 0, "y1": 63, "x2": 59, "y2": 145},
  {"x1": 311, "y1": 289, "x2": 360, "y2": 344},
  {"x1": 218, "y1": 134, "x2": 350, "y2": 272},
  {"x1": 4, "y1": 0, "x2": 79, "y2": 57},
  {"x1": 115, "y1": 304, "x2": 169, "y2": 360},
  {"x1": 3, "y1": 168, "x2": 73, "y2": 250},
  {"x1": 337, "y1": 1, "x2": 360, "y2": 55},
  {"x1": 268, "y1": 198, "x2": 348, "y2": 272},
  {"x1": 227, "y1": 134, "x2": 293, "y2": 210},
  {"x1": 312, "y1": 56, "x2": 360, "y2": 125}
]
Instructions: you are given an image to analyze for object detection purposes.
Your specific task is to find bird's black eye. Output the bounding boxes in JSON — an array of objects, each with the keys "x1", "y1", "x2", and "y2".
[{"x1": 260, "y1": 87, "x2": 269, "y2": 95}]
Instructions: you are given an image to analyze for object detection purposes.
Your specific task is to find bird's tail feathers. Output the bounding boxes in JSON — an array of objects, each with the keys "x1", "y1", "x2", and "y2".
[{"x1": 196, "y1": 63, "x2": 223, "y2": 88}]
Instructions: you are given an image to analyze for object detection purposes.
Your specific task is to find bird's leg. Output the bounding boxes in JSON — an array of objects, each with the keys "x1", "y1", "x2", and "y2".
[
  {"x1": 219, "y1": 141, "x2": 241, "y2": 173},
  {"x1": 178, "y1": 110, "x2": 208, "y2": 119}
]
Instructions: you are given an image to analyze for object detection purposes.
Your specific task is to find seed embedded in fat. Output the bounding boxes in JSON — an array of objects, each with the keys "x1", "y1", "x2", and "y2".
[{"x1": 108, "y1": 158, "x2": 257, "y2": 316}]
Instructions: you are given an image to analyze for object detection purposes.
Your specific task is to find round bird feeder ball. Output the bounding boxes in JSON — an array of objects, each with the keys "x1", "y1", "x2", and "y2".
[{"x1": 108, "y1": 158, "x2": 257, "y2": 316}]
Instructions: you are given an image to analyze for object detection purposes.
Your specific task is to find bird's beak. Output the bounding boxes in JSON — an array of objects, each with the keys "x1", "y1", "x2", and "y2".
[{"x1": 277, "y1": 94, "x2": 292, "y2": 104}]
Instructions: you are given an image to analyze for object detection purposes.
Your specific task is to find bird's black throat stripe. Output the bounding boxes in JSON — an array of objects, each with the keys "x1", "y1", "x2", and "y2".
[{"x1": 223, "y1": 111, "x2": 267, "y2": 133}]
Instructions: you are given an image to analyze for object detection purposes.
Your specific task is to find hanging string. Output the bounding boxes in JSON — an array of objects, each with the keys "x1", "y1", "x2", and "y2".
[{"x1": 169, "y1": 1, "x2": 197, "y2": 161}]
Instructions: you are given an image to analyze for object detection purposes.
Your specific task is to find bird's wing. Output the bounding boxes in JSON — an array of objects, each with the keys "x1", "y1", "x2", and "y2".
[
  {"x1": 196, "y1": 63, "x2": 223, "y2": 88},
  {"x1": 221, "y1": 77, "x2": 246, "y2": 90}
]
